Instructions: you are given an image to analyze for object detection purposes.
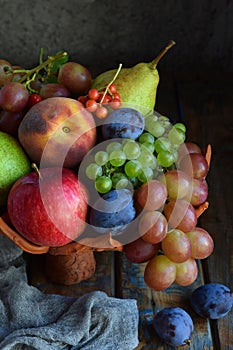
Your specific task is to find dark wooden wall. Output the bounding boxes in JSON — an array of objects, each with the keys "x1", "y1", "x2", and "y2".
[{"x1": 1, "y1": 0, "x2": 232, "y2": 75}]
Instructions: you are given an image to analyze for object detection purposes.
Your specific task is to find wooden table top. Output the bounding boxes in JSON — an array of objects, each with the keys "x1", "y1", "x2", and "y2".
[{"x1": 26, "y1": 70, "x2": 233, "y2": 349}]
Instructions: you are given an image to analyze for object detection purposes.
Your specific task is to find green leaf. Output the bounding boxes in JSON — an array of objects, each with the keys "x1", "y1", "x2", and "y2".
[{"x1": 49, "y1": 51, "x2": 69, "y2": 73}]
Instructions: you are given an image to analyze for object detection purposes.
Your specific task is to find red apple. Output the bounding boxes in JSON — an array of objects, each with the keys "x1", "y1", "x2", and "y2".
[
  {"x1": 18, "y1": 97, "x2": 96, "y2": 168},
  {"x1": 7, "y1": 167, "x2": 89, "y2": 247}
]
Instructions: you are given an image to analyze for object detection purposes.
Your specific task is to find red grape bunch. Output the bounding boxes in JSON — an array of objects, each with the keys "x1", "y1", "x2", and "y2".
[{"x1": 124, "y1": 142, "x2": 213, "y2": 291}]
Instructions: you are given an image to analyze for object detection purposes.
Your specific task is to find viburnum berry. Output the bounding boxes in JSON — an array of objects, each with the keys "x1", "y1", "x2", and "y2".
[
  {"x1": 101, "y1": 94, "x2": 112, "y2": 104},
  {"x1": 112, "y1": 92, "x2": 121, "y2": 101},
  {"x1": 85, "y1": 99, "x2": 98, "y2": 112},
  {"x1": 108, "y1": 83, "x2": 117, "y2": 94},
  {"x1": 27, "y1": 93, "x2": 42, "y2": 108},
  {"x1": 77, "y1": 95, "x2": 88, "y2": 106},
  {"x1": 88, "y1": 88, "x2": 99, "y2": 100},
  {"x1": 109, "y1": 99, "x2": 122, "y2": 109},
  {"x1": 95, "y1": 105, "x2": 108, "y2": 119}
]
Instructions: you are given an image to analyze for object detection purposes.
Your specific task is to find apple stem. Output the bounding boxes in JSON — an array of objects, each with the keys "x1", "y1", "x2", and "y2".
[
  {"x1": 31, "y1": 163, "x2": 43, "y2": 180},
  {"x1": 150, "y1": 40, "x2": 176, "y2": 69}
]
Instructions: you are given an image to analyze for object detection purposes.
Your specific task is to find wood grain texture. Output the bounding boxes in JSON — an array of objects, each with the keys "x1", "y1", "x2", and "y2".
[{"x1": 163, "y1": 72, "x2": 233, "y2": 349}]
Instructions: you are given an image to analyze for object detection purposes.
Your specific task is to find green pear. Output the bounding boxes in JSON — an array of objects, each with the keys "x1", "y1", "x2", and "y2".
[
  {"x1": 92, "y1": 41, "x2": 175, "y2": 114},
  {"x1": 0, "y1": 131, "x2": 31, "y2": 207}
]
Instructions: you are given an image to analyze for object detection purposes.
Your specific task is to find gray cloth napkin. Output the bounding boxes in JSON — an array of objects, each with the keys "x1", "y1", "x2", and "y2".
[{"x1": 0, "y1": 235, "x2": 139, "y2": 350}]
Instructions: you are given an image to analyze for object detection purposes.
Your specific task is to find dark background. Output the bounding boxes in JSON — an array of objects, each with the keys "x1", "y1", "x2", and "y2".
[{"x1": 1, "y1": 0, "x2": 232, "y2": 77}]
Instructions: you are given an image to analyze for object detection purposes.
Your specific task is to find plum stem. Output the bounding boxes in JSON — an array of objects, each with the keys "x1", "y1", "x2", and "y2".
[{"x1": 184, "y1": 339, "x2": 191, "y2": 345}]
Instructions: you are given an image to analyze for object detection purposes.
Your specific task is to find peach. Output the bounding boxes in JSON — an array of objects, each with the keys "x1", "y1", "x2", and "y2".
[{"x1": 18, "y1": 97, "x2": 96, "y2": 168}]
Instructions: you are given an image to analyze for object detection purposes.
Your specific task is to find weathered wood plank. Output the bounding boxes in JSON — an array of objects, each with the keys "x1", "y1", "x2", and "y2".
[{"x1": 176, "y1": 72, "x2": 233, "y2": 349}]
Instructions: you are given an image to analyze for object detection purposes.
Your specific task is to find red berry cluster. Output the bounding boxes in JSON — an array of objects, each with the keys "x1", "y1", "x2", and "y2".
[{"x1": 78, "y1": 83, "x2": 122, "y2": 119}]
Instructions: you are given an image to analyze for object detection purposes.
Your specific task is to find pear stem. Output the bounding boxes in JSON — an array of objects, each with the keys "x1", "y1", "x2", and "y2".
[
  {"x1": 100, "y1": 63, "x2": 123, "y2": 104},
  {"x1": 150, "y1": 40, "x2": 176, "y2": 69},
  {"x1": 31, "y1": 163, "x2": 43, "y2": 180}
]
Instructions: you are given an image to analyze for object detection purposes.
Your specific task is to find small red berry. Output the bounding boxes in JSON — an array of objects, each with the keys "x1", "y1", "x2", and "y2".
[
  {"x1": 101, "y1": 94, "x2": 112, "y2": 104},
  {"x1": 109, "y1": 99, "x2": 122, "y2": 110},
  {"x1": 77, "y1": 95, "x2": 88, "y2": 105},
  {"x1": 95, "y1": 105, "x2": 108, "y2": 119},
  {"x1": 88, "y1": 88, "x2": 99, "y2": 100},
  {"x1": 108, "y1": 83, "x2": 117, "y2": 94},
  {"x1": 28, "y1": 93, "x2": 42, "y2": 108},
  {"x1": 112, "y1": 93, "x2": 121, "y2": 101},
  {"x1": 85, "y1": 99, "x2": 98, "y2": 112}
]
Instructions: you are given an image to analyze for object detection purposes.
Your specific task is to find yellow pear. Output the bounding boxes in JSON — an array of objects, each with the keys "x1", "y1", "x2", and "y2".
[{"x1": 92, "y1": 41, "x2": 175, "y2": 114}]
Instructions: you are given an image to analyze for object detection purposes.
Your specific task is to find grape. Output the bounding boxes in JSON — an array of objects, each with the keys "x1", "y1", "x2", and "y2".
[
  {"x1": 0, "y1": 109, "x2": 26, "y2": 138},
  {"x1": 178, "y1": 141, "x2": 202, "y2": 163},
  {"x1": 140, "y1": 141, "x2": 155, "y2": 153},
  {"x1": 106, "y1": 141, "x2": 122, "y2": 153},
  {"x1": 173, "y1": 122, "x2": 186, "y2": 133},
  {"x1": 137, "y1": 166, "x2": 154, "y2": 183},
  {"x1": 39, "y1": 83, "x2": 71, "y2": 99},
  {"x1": 109, "y1": 149, "x2": 126, "y2": 166},
  {"x1": 124, "y1": 238, "x2": 159, "y2": 263},
  {"x1": 0, "y1": 59, "x2": 13, "y2": 86},
  {"x1": 124, "y1": 160, "x2": 141, "y2": 178},
  {"x1": 95, "y1": 176, "x2": 112, "y2": 193},
  {"x1": 85, "y1": 163, "x2": 102, "y2": 180},
  {"x1": 111, "y1": 173, "x2": 130, "y2": 189},
  {"x1": 160, "y1": 169, "x2": 192, "y2": 200},
  {"x1": 101, "y1": 107, "x2": 145, "y2": 140},
  {"x1": 153, "y1": 307, "x2": 194, "y2": 346},
  {"x1": 147, "y1": 120, "x2": 165, "y2": 138},
  {"x1": 12, "y1": 65, "x2": 25, "y2": 82},
  {"x1": 161, "y1": 229, "x2": 191, "y2": 263},
  {"x1": 175, "y1": 258, "x2": 198, "y2": 286},
  {"x1": 89, "y1": 189, "x2": 136, "y2": 234},
  {"x1": 168, "y1": 126, "x2": 186, "y2": 144},
  {"x1": 144, "y1": 255, "x2": 176, "y2": 291},
  {"x1": 157, "y1": 150, "x2": 175, "y2": 168},
  {"x1": 58, "y1": 61, "x2": 92, "y2": 95},
  {"x1": 187, "y1": 178, "x2": 208, "y2": 206},
  {"x1": 139, "y1": 132, "x2": 154, "y2": 144},
  {"x1": 123, "y1": 140, "x2": 141, "y2": 159},
  {"x1": 179, "y1": 153, "x2": 209, "y2": 179},
  {"x1": 154, "y1": 137, "x2": 172, "y2": 153},
  {"x1": 137, "y1": 149, "x2": 156, "y2": 168},
  {"x1": 157, "y1": 115, "x2": 171, "y2": 130},
  {"x1": 164, "y1": 199, "x2": 197, "y2": 232},
  {"x1": 94, "y1": 151, "x2": 109, "y2": 166},
  {"x1": 139, "y1": 211, "x2": 168, "y2": 244},
  {"x1": 135, "y1": 179, "x2": 167, "y2": 211},
  {"x1": 186, "y1": 227, "x2": 214, "y2": 259},
  {"x1": 0, "y1": 82, "x2": 29, "y2": 112},
  {"x1": 190, "y1": 283, "x2": 233, "y2": 319}
]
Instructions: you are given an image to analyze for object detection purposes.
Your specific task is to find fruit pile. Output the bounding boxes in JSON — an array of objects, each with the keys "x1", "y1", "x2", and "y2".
[
  {"x1": 0, "y1": 43, "x2": 232, "y2": 347},
  {"x1": 0, "y1": 46, "x2": 212, "y2": 281}
]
